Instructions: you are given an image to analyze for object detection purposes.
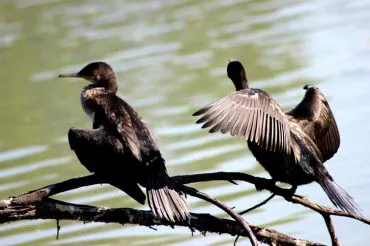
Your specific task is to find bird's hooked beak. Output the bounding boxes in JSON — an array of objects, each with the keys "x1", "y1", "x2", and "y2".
[{"x1": 58, "y1": 73, "x2": 79, "y2": 78}]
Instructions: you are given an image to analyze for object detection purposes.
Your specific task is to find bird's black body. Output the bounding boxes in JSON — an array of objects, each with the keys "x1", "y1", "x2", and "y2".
[
  {"x1": 59, "y1": 62, "x2": 189, "y2": 222},
  {"x1": 68, "y1": 127, "x2": 146, "y2": 203},
  {"x1": 193, "y1": 61, "x2": 361, "y2": 217}
]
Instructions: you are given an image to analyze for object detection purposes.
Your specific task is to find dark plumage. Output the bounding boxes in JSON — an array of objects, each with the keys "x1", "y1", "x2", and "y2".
[
  {"x1": 193, "y1": 60, "x2": 361, "y2": 217},
  {"x1": 59, "y1": 62, "x2": 189, "y2": 222}
]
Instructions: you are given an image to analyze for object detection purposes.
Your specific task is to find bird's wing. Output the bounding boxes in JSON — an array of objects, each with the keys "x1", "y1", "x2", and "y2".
[
  {"x1": 68, "y1": 127, "x2": 146, "y2": 204},
  {"x1": 92, "y1": 94, "x2": 142, "y2": 161},
  {"x1": 193, "y1": 88, "x2": 291, "y2": 154},
  {"x1": 287, "y1": 86, "x2": 340, "y2": 162}
]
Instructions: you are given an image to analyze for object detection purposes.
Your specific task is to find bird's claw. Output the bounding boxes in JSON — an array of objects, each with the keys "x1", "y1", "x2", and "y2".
[{"x1": 254, "y1": 179, "x2": 274, "y2": 191}]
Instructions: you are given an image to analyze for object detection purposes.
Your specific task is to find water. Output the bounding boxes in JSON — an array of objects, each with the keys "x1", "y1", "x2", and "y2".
[{"x1": 0, "y1": 0, "x2": 369, "y2": 245}]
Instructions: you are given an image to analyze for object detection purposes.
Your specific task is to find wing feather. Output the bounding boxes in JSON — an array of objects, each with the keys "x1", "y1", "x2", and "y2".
[
  {"x1": 193, "y1": 88, "x2": 291, "y2": 155},
  {"x1": 91, "y1": 95, "x2": 143, "y2": 161},
  {"x1": 270, "y1": 117, "x2": 276, "y2": 151},
  {"x1": 238, "y1": 108, "x2": 249, "y2": 137},
  {"x1": 287, "y1": 86, "x2": 340, "y2": 162},
  {"x1": 250, "y1": 109, "x2": 257, "y2": 142},
  {"x1": 230, "y1": 107, "x2": 244, "y2": 136},
  {"x1": 265, "y1": 115, "x2": 271, "y2": 150},
  {"x1": 260, "y1": 110, "x2": 266, "y2": 146}
]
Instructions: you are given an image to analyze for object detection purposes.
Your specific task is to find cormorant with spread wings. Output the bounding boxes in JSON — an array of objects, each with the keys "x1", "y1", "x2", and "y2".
[{"x1": 193, "y1": 61, "x2": 361, "y2": 217}]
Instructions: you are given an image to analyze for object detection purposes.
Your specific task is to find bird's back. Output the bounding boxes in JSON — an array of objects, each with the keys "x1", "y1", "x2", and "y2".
[{"x1": 90, "y1": 93, "x2": 161, "y2": 163}]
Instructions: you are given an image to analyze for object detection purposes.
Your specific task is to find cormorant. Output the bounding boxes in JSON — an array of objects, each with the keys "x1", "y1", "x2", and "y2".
[
  {"x1": 58, "y1": 62, "x2": 189, "y2": 222},
  {"x1": 193, "y1": 60, "x2": 361, "y2": 217}
]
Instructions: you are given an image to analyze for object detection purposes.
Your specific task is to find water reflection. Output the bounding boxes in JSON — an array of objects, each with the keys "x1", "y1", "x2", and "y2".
[{"x1": 0, "y1": 0, "x2": 369, "y2": 245}]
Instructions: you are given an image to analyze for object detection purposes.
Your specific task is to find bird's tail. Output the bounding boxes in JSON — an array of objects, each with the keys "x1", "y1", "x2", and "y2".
[
  {"x1": 318, "y1": 177, "x2": 362, "y2": 218},
  {"x1": 146, "y1": 157, "x2": 189, "y2": 223}
]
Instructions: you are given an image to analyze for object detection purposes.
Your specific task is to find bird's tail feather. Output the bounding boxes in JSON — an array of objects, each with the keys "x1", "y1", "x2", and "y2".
[
  {"x1": 319, "y1": 178, "x2": 362, "y2": 218},
  {"x1": 147, "y1": 169, "x2": 189, "y2": 223}
]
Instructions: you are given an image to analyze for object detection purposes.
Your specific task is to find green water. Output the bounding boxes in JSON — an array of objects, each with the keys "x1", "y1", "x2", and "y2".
[{"x1": 0, "y1": 0, "x2": 369, "y2": 245}]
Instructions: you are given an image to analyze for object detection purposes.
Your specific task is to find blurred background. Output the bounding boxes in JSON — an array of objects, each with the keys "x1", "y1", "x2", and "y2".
[{"x1": 0, "y1": 0, "x2": 369, "y2": 245}]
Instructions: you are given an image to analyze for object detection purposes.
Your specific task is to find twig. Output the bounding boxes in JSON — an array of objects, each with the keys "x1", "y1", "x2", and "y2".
[
  {"x1": 56, "y1": 219, "x2": 61, "y2": 239},
  {"x1": 323, "y1": 215, "x2": 339, "y2": 246},
  {"x1": 180, "y1": 185, "x2": 259, "y2": 246},
  {"x1": 239, "y1": 194, "x2": 276, "y2": 215},
  {"x1": 234, "y1": 235, "x2": 240, "y2": 246}
]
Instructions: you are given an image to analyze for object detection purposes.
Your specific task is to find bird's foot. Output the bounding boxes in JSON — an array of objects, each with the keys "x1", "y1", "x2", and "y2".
[
  {"x1": 286, "y1": 185, "x2": 297, "y2": 197},
  {"x1": 254, "y1": 179, "x2": 275, "y2": 191}
]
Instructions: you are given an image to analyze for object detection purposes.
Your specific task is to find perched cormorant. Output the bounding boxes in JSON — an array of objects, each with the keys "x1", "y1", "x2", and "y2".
[
  {"x1": 58, "y1": 62, "x2": 189, "y2": 222},
  {"x1": 193, "y1": 60, "x2": 361, "y2": 217}
]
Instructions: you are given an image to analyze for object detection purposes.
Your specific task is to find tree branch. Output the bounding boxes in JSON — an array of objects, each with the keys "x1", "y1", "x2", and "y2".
[
  {"x1": 8, "y1": 175, "x2": 100, "y2": 205},
  {"x1": 173, "y1": 172, "x2": 370, "y2": 225},
  {"x1": 1, "y1": 171, "x2": 369, "y2": 246},
  {"x1": 322, "y1": 215, "x2": 339, "y2": 246},
  {"x1": 9, "y1": 175, "x2": 260, "y2": 245},
  {"x1": 0, "y1": 197, "x2": 322, "y2": 246}
]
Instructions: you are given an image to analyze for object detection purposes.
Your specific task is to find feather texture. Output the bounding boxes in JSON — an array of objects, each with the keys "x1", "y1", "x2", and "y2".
[
  {"x1": 193, "y1": 88, "x2": 291, "y2": 155},
  {"x1": 287, "y1": 86, "x2": 340, "y2": 162}
]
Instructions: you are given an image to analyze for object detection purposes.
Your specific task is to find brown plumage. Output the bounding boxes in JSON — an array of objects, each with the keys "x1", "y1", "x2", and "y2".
[
  {"x1": 59, "y1": 62, "x2": 189, "y2": 223},
  {"x1": 193, "y1": 60, "x2": 361, "y2": 217},
  {"x1": 195, "y1": 89, "x2": 291, "y2": 155},
  {"x1": 286, "y1": 85, "x2": 340, "y2": 162}
]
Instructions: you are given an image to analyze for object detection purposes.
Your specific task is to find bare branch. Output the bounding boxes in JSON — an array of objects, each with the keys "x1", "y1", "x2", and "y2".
[
  {"x1": 234, "y1": 235, "x2": 240, "y2": 246},
  {"x1": 239, "y1": 194, "x2": 276, "y2": 215},
  {"x1": 8, "y1": 175, "x2": 99, "y2": 205},
  {"x1": 1, "y1": 170, "x2": 369, "y2": 245},
  {"x1": 180, "y1": 185, "x2": 259, "y2": 246},
  {"x1": 56, "y1": 219, "x2": 61, "y2": 240},
  {"x1": 173, "y1": 172, "x2": 370, "y2": 225},
  {"x1": 322, "y1": 215, "x2": 339, "y2": 246},
  {"x1": 0, "y1": 197, "x2": 323, "y2": 246}
]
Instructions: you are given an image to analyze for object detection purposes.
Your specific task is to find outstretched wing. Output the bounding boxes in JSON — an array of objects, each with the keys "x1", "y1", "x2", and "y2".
[
  {"x1": 91, "y1": 94, "x2": 143, "y2": 161},
  {"x1": 287, "y1": 86, "x2": 340, "y2": 162},
  {"x1": 193, "y1": 88, "x2": 291, "y2": 155}
]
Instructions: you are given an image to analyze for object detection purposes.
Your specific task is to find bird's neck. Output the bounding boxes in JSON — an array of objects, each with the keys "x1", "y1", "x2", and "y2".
[
  {"x1": 80, "y1": 86, "x2": 102, "y2": 119},
  {"x1": 98, "y1": 79, "x2": 118, "y2": 94},
  {"x1": 233, "y1": 77, "x2": 249, "y2": 91},
  {"x1": 80, "y1": 80, "x2": 118, "y2": 119},
  {"x1": 82, "y1": 84, "x2": 106, "y2": 97},
  {"x1": 229, "y1": 69, "x2": 249, "y2": 91},
  {"x1": 84, "y1": 79, "x2": 118, "y2": 95}
]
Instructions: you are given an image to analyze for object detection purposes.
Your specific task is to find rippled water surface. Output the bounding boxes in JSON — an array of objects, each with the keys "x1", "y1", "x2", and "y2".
[{"x1": 0, "y1": 0, "x2": 369, "y2": 245}]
